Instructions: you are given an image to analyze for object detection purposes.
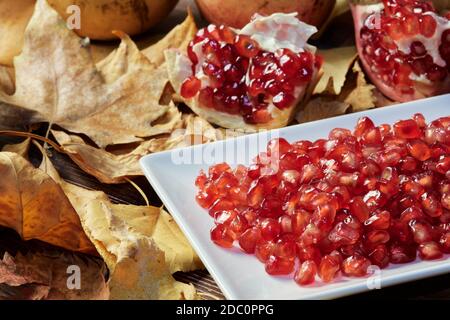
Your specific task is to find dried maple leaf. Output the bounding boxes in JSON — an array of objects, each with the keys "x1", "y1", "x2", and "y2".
[
  {"x1": 314, "y1": 46, "x2": 357, "y2": 95},
  {"x1": 49, "y1": 113, "x2": 238, "y2": 184},
  {"x1": 0, "y1": 248, "x2": 109, "y2": 300},
  {"x1": 0, "y1": 151, "x2": 96, "y2": 254},
  {"x1": 1, "y1": 138, "x2": 30, "y2": 158},
  {"x1": 341, "y1": 61, "x2": 376, "y2": 111},
  {"x1": 142, "y1": 10, "x2": 197, "y2": 66},
  {"x1": 0, "y1": 0, "x2": 179, "y2": 148},
  {"x1": 34, "y1": 145, "x2": 201, "y2": 299},
  {"x1": 296, "y1": 97, "x2": 351, "y2": 123}
]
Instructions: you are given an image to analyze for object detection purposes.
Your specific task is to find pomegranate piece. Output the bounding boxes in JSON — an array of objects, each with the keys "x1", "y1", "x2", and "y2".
[
  {"x1": 238, "y1": 227, "x2": 262, "y2": 253},
  {"x1": 197, "y1": 113, "x2": 450, "y2": 286},
  {"x1": 342, "y1": 255, "x2": 371, "y2": 277},
  {"x1": 174, "y1": 13, "x2": 322, "y2": 127},
  {"x1": 418, "y1": 241, "x2": 443, "y2": 260},
  {"x1": 210, "y1": 224, "x2": 234, "y2": 248},
  {"x1": 318, "y1": 251, "x2": 342, "y2": 283},
  {"x1": 351, "y1": 0, "x2": 450, "y2": 102},
  {"x1": 265, "y1": 255, "x2": 295, "y2": 275},
  {"x1": 295, "y1": 261, "x2": 318, "y2": 285}
]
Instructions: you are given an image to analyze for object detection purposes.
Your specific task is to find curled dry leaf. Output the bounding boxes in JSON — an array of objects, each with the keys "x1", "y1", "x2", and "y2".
[
  {"x1": 340, "y1": 60, "x2": 376, "y2": 111},
  {"x1": 0, "y1": 249, "x2": 109, "y2": 300},
  {"x1": 296, "y1": 97, "x2": 351, "y2": 124},
  {"x1": 314, "y1": 46, "x2": 357, "y2": 95},
  {"x1": 0, "y1": 0, "x2": 179, "y2": 148},
  {"x1": 0, "y1": 151, "x2": 96, "y2": 254},
  {"x1": 0, "y1": 0, "x2": 35, "y2": 66},
  {"x1": 1, "y1": 137, "x2": 30, "y2": 158},
  {"x1": 142, "y1": 10, "x2": 197, "y2": 66},
  {"x1": 50, "y1": 113, "x2": 239, "y2": 184},
  {"x1": 36, "y1": 146, "x2": 201, "y2": 299}
]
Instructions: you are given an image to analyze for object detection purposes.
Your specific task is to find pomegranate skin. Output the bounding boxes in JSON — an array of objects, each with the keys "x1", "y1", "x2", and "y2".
[
  {"x1": 195, "y1": 0, "x2": 336, "y2": 29},
  {"x1": 350, "y1": 1, "x2": 450, "y2": 103}
]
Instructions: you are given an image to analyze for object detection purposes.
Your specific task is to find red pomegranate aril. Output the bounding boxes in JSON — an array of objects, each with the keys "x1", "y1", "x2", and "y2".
[
  {"x1": 389, "y1": 243, "x2": 417, "y2": 264},
  {"x1": 273, "y1": 92, "x2": 295, "y2": 109},
  {"x1": 409, "y1": 220, "x2": 433, "y2": 244},
  {"x1": 234, "y1": 35, "x2": 260, "y2": 59},
  {"x1": 197, "y1": 113, "x2": 450, "y2": 286},
  {"x1": 255, "y1": 241, "x2": 274, "y2": 262},
  {"x1": 211, "y1": 224, "x2": 234, "y2": 248},
  {"x1": 407, "y1": 140, "x2": 432, "y2": 161},
  {"x1": 260, "y1": 218, "x2": 281, "y2": 241},
  {"x1": 368, "y1": 244, "x2": 390, "y2": 268},
  {"x1": 342, "y1": 255, "x2": 371, "y2": 277},
  {"x1": 364, "y1": 210, "x2": 391, "y2": 230},
  {"x1": 219, "y1": 25, "x2": 236, "y2": 44},
  {"x1": 354, "y1": 117, "x2": 375, "y2": 138},
  {"x1": 349, "y1": 196, "x2": 370, "y2": 223},
  {"x1": 180, "y1": 76, "x2": 201, "y2": 98},
  {"x1": 239, "y1": 227, "x2": 262, "y2": 254},
  {"x1": 295, "y1": 260, "x2": 317, "y2": 285},
  {"x1": 265, "y1": 255, "x2": 295, "y2": 275},
  {"x1": 318, "y1": 253, "x2": 341, "y2": 282},
  {"x1": 420, "y1": 14, "x2": 437, "y2": 38},
  {"x1": 418, "y1": 241, "x2": 443, "y2": 260},
  {"x1": 440, "y1": 232, "x2": 450, "y2": 253},
  {"x1": 394, "y1": 119, "x2": 422, "y2": 139}
]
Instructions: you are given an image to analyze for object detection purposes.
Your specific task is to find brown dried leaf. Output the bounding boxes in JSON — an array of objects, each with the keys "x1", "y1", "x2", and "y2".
[
  {"x1": 314, "y1": 46, "x2": 357, "y2": 95},
  {"x1": 50, "y1": 113, "x2": 237, "y2": 184},
  {"x1": 0, "y1": 0, "x2": 177, "y2": 148},
  {"x1": 35, "y1": 147, "x2": 200, "y2": 299},
  {"x1": 1, "y1": 138, "x2": 30, "y2": 158},
  {"x1": 0, "y1": 151, "x2": 96, "y2": 254},
  {"x1": 0, "y1": 249, "x2": 109, "y2": 300},
  {"x1": 0, "y1": 0, "x2": 35, "y2": 66},
  {"x1": 341, "y1": 61, "x2": 376, "y2": 111},
  {"x1": 296, "y1": 97, "x2": 351, "y2": 123},
  {"x1": 142, "y1": 11, "x2": 197, "y2": 65}
]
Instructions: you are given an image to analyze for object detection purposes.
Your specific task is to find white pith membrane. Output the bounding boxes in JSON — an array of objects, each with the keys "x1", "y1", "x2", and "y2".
[
  {"x1": 352, "y1": 1, "x2": 450, "y2": 101},
  {"x1": 165, "y1": 13, "x2": 322, "y2": 130}
]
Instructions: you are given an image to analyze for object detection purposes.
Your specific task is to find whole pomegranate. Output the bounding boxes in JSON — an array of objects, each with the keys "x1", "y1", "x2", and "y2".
[
  {"x1": 165, "y1": 13, "x2": 323, "y2": 130},
  {"x1": 195, "y1": 0, "x2": 336, "y2": 29},
  {"x1": 350, "y1": 0, "x2": 450, "y2": 102}
]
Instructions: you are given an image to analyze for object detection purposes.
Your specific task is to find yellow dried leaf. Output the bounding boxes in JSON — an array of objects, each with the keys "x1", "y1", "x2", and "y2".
[
  {"x1": 314, "y1": 47, "x2": 357, "y2": 95},
  {"x1": 0, "y1": 0, "x2": 35, "y2": 66},
  {"x1": 35, "y1": 145, "x2": 201, "y2": 300},
  {"x1": 142, "y1": 11, "x2": 197, "y2": 66},
  {"x1": 0, "y1": 0, "x2": 177, "y2": 148},
  {"x1": 1, "y1": 138, "x2": 30, "y2": 158},
  {"x1": 0, "y1": 249, "x2": 109, "y2": 300},
  {"x1": 50, "y1": 113, "x2": 237, "y2": 184},
  {"x1": 296, "y1": 97, "x2": 351, "y2": 124},
  {"x1": 342, "y1": 61, "x2": 376, "y2": 111},
  {"x1": 0, "y1": 152, "x2": 96, "y2": 254}
]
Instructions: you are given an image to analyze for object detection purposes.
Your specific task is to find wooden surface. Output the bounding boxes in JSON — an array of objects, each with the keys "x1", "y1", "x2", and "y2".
[{"x1": 0, "y1": 0, "x2": 449, "y2": 301}]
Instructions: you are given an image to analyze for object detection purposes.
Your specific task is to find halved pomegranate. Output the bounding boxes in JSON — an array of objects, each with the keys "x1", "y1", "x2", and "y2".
[
  {"x1": 350, "y1": 0, "x2": 450, "y2": 102},
  {"x1": 165, "y1": 13, "x2": 322, "y2": 129}
]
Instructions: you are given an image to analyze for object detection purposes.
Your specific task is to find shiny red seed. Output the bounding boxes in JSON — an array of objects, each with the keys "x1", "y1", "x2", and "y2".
[
  {"x1": 295, "y1": 260, "x2": 317, "y2": 285},
  {"x1": 238, "y1": 227, "x2": 262, "y2": 254},
  {"x1": 318, "y1": 253, "x2": 341, "y2": 282},
  {"x1": 342, "y1": 255, "x2": 371, "y2": 277},
  {"x1": 418, "y1": 241, "x2": 443, "y2": 260},
  {"x1": 407, "y1": 140, "x2": 431, "y2": 161},
  {"x1": 394, "y1": 119, "x2": 422, "y2": 139},
  {"x1": 180, "y1": 76, "x2": 201, "y2": 98},
  {"x1": 265, "y1": 255, "x2": 295, "y2": 275},
  {"x1": 420, "y1": 15, "x2": 437, "y2": 38},
  {"x1": 349, "y1": 196, "x2": 370, "y2": 223},
  {"x1": 210, "y1": 224, "x2": 234, "y2": 248},
  {"x1": 260, "y1": 218, "x2": 281, "y2": 241},
  {"x1": 234, "y1": 35, "x2": 260, "y2": 58}
]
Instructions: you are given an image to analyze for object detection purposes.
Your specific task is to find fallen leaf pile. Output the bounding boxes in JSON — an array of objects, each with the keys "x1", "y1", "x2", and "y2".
[{"x1": 0, "y1": 0, "x2": 422, "y2": 300}]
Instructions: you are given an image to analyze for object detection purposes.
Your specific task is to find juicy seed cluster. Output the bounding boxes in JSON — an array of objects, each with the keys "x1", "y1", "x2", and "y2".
[
  {"x1": 181, "y1": 24, "x2": 321, "y2": 124},
  {"x1": 195, "y1": 113, "x2": 450, "y2": 285},
  {"x1": 360, "y1": 0, "x2": 450, "y2": 95}
]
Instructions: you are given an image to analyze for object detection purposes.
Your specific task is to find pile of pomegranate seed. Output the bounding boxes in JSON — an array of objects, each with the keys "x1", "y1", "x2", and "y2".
[
  {"x1": 359, "y1": 0, "x2": 450, "y2": 95},
  {"x1": 195, "y1": 113, "x2": 450, "y2": 285},
  {"x1": 181, "y1": 24, "x2": 321, "y2": 124}
]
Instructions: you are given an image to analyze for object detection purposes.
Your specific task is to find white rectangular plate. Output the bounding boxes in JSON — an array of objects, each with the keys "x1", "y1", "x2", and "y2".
[{"x1": 141, "y1": 94, "x2": 450, "y2": 300}]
